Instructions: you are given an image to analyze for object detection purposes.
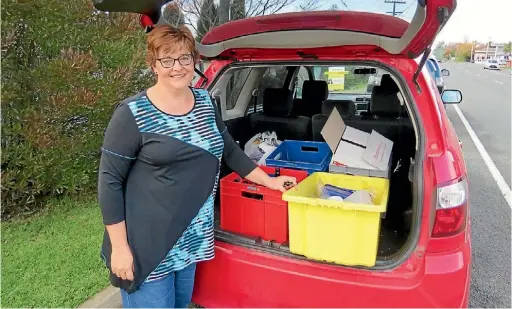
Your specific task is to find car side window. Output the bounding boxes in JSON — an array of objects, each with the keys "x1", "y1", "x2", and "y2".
[
  {"x1": 293, "y1": 66, "x2": 310, "y2": 99},
  {"x1": 246, "y1": 66, "x2": 288, "y2": 115},
  {"x1": 225, "y1": 68, "x2": 252, "y2": 110}
]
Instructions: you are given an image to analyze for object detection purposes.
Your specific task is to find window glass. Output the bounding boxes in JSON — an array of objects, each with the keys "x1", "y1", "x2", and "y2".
[
  {"x1": 313, "y1": 65, "x2": 375, "y2": 96},
  {"x1": 293, "y1": 67, "x2": 310, "y2": 99},
  {"x1": 246, "y1": 66, "x2": 288, "y2": 115},
  {"x1": 225, "y1": 68, "x2": 252, "y2": 110}
]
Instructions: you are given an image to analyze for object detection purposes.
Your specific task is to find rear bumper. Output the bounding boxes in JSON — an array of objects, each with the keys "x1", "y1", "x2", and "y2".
[{"x1": 192, "y1": 241, "x2": 471, "y2": 308}]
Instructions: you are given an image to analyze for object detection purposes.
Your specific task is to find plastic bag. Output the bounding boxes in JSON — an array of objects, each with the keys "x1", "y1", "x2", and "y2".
[
  {"x1": 244, "y1": 131, "x2": 281, "y2": 162},
  {"x1": 316, "y1": 179, "x2": 377, "y2": 205},
  {"x1": 244, "y1": 133, "x2": 265, "y2": 161},
  {"x1": 316, "y1": 179, "x2": 354, "y2": 200}
]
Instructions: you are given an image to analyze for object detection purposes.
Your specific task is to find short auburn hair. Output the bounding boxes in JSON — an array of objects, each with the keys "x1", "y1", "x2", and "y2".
[{"x1": 145, "y1": 25, "x2": 199, "y2": 67}]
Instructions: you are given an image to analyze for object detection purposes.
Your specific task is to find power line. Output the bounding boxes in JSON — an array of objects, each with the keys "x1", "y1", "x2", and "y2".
[
  {"x1": 384, "y1": 0, "x2": 405, "y2": 17},
  {"x1": 397, "y1": 0, "x2": 415, "y2": 17}
]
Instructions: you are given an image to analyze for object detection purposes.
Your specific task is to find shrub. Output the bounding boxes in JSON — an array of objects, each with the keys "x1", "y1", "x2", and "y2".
[{"x1": 1, "y1": 0, "x2": 154, "y2": 218}]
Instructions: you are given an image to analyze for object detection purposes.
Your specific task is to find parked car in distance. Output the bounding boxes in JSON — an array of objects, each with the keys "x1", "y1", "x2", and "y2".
[
  {"x1": 93, "y1": 0, "x2": 470, "y2": 307},
  {"x1": 426, "y1": 56, "x2": 449, "y2": 94},
  {"x1": 484, "y1": 59, "x2": 500, "y2": 70}
]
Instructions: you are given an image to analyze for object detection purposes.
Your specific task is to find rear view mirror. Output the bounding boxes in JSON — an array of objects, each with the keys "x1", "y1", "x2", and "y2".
[
  {"x1": 354, "y1": 68, "x2": 377, "y2": 75},
  {"x1": 441, "y1": 69, "x2": 450, "y2": 76},
  {"x1": 441, "y1": 89, "x2": 462, "y2": 104}
]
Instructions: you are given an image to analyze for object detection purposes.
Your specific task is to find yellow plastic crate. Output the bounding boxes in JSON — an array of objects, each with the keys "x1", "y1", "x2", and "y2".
[{"x1": 282, "y1": 172, "x2": 389, "y2": 267}]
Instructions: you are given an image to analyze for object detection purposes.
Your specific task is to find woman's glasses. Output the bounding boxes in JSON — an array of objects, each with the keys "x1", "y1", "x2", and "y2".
[{"x1": 157, "y1": 54, "x2": 194, "y2": 68}]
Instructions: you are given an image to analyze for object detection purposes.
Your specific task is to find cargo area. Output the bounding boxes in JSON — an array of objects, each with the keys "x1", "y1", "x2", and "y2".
[{"x1": 210, "y1": 62, "x2": 420, "y2": 267}]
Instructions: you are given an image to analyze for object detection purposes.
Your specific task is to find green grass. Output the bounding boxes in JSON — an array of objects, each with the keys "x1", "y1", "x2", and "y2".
[{"x1": 1, "y1": 197, "x2": 110, "y2": 308}]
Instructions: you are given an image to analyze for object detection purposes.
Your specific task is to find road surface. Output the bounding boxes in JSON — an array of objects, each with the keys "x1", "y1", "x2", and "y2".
[{"x1": 440, "y1": 62, "x2": 511, "y2": 308}]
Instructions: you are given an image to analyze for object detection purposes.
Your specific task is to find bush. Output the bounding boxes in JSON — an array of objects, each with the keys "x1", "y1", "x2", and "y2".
[{"x1": 1, "y1": 0, "x2": 154, "y2": 218}]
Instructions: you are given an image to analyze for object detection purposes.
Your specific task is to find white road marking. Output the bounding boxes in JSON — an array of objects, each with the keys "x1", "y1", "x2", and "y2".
[
  {"x1": 453, "y1": 105, "x2": 512, "y2": 208},
  {"x1": 477, "y1": 74, "x2": 481, "y2": 77},
  {"x1": 494, "y1": 80, "x2": 504, "y2": 84}
]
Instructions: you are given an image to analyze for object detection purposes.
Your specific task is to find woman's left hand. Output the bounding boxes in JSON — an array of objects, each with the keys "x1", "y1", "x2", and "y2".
[{"x1": 265, "y1": 176, "x2": 297, "y2": 192}]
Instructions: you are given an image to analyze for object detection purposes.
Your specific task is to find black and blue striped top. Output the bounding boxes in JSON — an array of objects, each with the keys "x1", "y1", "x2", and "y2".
[{"x1": 98, "y1": 87, "x2": 256, "y2": 293}]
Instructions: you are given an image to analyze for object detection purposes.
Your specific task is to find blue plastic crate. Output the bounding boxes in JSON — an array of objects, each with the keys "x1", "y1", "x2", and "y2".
[{"x1": 265, "y1": 141, "x2": 332, "y2": 174}]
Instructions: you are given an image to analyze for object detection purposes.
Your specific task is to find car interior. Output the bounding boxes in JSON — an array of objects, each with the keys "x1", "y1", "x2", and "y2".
[{"x1": 209, "y1": 63, "x2": 418, "y2": 261}]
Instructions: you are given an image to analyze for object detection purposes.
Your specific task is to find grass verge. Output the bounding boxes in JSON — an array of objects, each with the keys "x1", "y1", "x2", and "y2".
[{"x1": 1, "y1": 196, "x2": 110, "y2": 308}]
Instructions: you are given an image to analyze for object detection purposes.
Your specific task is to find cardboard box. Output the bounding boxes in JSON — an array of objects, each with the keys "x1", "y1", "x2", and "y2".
[{"x1": 321, "y1": 108, "x2": 393, "y2": 178}]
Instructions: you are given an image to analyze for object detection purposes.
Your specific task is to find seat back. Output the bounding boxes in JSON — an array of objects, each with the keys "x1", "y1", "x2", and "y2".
[
  {"x1": 249, "y1": 88, "x2": 311, "y2": 140},
  {"x1": 347, "y1": 74, "x2": 415, "y2": 159},
  {"x1": 311, "y1": 100, "x2": 357, "y2": 141},
  {"x1": 292, "y1": 80, "x2": 328, "y2": 117}
]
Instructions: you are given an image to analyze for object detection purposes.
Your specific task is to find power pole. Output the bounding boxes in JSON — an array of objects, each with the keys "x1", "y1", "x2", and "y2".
[
  {"x1": 385, "y1": 0, "x2": 406, "y2": 16},
  {"x1": 470, "y1": 41, "x2": 475, "y2": 62},
  {"x1": 486, "y1": 37, "x2": 491, "y2": 60}
]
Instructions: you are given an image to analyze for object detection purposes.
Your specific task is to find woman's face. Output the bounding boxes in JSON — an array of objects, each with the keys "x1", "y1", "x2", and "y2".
[{"x1": 153, "y1": 46, "x2": 195, "y2": 90}]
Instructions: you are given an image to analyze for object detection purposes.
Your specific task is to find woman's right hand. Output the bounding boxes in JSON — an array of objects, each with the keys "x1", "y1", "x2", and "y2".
[{"x1": 111, "y1": 244, "x2": 134, "y2": 281}]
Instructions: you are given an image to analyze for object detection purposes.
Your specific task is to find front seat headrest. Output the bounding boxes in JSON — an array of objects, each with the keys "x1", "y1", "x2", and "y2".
[
  {"x1": 262, "y1": 88, "x2": 293, "y2": 117},
  {"x1": 370, "y1": 74, "x2": 401, "y2": 117},
  {"x1": 302, "y1": 80, "x2": 328, "y2": 103}
]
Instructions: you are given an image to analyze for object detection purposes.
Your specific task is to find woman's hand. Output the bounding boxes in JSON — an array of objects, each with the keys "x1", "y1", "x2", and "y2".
[
  {"x1": 244, "y1": 167, "x2": 298, "y2": 192},
  {"x1": 265, "y1": 175, "x2": 298, "y2": 192},
  {"x1": 111, "y1": 244, "x2": 134, "y2": 281}
]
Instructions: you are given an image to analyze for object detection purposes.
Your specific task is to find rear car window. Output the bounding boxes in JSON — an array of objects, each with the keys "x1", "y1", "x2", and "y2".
[{"x1": 312, "y1": 65, "x2": 373, "y2": 96}]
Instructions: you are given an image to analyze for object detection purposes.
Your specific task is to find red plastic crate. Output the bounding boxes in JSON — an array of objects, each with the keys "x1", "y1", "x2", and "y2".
[{"x1": 220, "y1": 166, "x2": 308, "y2": 244}]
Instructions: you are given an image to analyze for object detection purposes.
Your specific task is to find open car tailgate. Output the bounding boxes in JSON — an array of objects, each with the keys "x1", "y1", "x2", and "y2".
[
  {"x1": 196, "y1": 0, "x2": 456, "y2": 59},
  {"x1": 92, "y1": 0, "x2": 456, "y2": 60}
]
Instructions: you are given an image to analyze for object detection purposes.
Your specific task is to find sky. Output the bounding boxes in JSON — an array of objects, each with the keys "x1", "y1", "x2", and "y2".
[{"x1": 278, "y1": 0, "x2": 512, "y2": 44}]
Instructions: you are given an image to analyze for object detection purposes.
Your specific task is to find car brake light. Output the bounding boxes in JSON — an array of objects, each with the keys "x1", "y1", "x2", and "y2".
[{"x1": 432, "y1": 178, "x2": 468, "y2": 238}]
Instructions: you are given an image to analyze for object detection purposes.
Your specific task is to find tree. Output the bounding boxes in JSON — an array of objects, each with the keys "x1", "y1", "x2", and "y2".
[
  {"x1": 195, "y1": 0, "x2": 219, "y2": 41},
  {"x1": 230, "y1": 0, "x2": 246, "y2": 20},
  {"x1": 218, "y1": 0, "x2": 230, "y2": 24},
  {"x1": 1, "y1": 0, "x2": 152, "y2": 218},
  {"x1": 433, "y1": 41, "x2": 446, "y2": 60},
  {"x1": 297, "y1": 0, "x2": 322, "y2": 11},
  {"x1": 504, "y1": 41, "x2": 512, "y2": 53},
  {"x1": 162, "y1": 2, "x2": 185, "y2": 27},
  {"x1": 180, "y1": 0, "x2": 313, "y2": 36},
  {"x1": 455, "y1": 42, "x2": 472, "y2": 62},
  {"x1": 443, "y1": 47, "x2": 455, "y2": 59}
]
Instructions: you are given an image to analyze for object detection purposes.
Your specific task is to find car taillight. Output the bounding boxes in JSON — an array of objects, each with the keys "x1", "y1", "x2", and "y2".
[{"x1": 432, "y1": 177, "x2": 468, "y2": 238}]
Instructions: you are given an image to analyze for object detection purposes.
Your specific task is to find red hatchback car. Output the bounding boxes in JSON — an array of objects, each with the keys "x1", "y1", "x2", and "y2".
[{"x1": 94, "y1": 0, "x2": 471, "y2": 307}]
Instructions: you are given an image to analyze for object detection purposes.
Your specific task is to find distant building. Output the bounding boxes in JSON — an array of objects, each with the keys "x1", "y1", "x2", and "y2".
[{"x1": 473, "y1": 43, "x2": 510, "y2": 63}]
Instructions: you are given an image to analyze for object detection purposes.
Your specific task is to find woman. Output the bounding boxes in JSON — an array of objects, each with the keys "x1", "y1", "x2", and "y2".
[{"x1": 98, "y1": 24, "x2": 297, "y2": 308}]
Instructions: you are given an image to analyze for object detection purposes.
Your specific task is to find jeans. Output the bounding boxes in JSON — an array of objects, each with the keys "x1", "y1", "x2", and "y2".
[{"x1": 120, "y1": 263, "x2": 197, "y2": 308}]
